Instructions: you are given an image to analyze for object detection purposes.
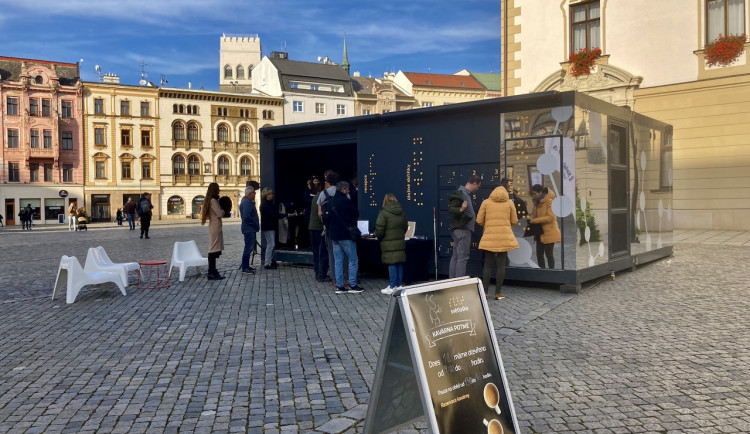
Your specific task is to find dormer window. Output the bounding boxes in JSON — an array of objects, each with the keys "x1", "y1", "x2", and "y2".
[{"x1": 35, "y1": 75, "x2": 44, "y2": 84}]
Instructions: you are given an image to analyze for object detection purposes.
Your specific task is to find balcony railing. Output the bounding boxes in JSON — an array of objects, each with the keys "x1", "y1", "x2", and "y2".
[{"x1": 212, "y1": 141, "x2": 260, "y2": 153}]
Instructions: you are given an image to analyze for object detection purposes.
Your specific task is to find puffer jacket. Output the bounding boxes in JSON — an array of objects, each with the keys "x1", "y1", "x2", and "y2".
[
  {"x1": 531, "y1": 190, "x2": 562, "y2": 244},
  {"x1": 375, "y1": 202, "x2": 408, "y2": 264},
  {"x1": 476, "y1": 187, "x2": 519, "y2": 252}
]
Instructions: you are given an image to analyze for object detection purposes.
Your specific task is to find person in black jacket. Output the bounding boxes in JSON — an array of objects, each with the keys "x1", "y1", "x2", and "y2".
[
  {"x1": 328, "y1": 181, "x2": 362, "y2": 294},
  {"x1": 136, "y1": 192, "x2": 154, "y2": 239},
  {"x1": 259, "y1": 187, "x2": 283, "y2": 269}
]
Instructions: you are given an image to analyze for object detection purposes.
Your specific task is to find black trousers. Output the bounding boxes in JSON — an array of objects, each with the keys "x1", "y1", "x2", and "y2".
[
  {"x1": 208, "y1": 251, "x2": 222, "y2": 273},
  {"x1": 535, "y1": 239, "x2": 555, "y2": 269},
  {"x1": 140, "y1": 216, "x2": 151, "y2": 237},
  {"x1": 482, "y1": 251, "x2": 508, "y2": 295}
]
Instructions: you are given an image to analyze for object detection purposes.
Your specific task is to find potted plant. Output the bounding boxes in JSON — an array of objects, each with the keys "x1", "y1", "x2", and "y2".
[
  {"x1": 705, "y1": 33, "x2": 747, "y2": 67},
  {"x1": 568, "y1": 47, "x2": 602, "y2": 78}
]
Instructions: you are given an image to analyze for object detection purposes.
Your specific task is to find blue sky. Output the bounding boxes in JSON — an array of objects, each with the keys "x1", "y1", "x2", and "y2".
[{"x1": 0, "y1": 0, "x2": 501, "y2": 90}]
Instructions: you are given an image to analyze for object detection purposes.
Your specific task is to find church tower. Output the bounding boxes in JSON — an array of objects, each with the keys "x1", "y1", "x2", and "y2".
[
  {"x1": 341, "y1": 33, "x2": 350, "y2": 75},
  {"x1": 219, "y1": 33, "x2": 261, "y2": 92}
]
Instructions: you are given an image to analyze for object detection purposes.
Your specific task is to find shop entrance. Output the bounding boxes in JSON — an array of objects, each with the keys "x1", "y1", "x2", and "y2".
[
  {"x1": 91, "y1": 194, "x2": 111, "y2": 222},
  {"x1": 5, "y1": 200, "x2": 14, "y2": 226}
]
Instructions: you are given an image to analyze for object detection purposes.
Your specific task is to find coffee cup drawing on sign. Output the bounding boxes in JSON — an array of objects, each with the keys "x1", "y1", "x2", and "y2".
[
  {"x1": 483, "y1": 382, "x2": 502, "y2": 414},
  {"x1": 483, "y1": 418, "x2": 503, "y2": 434}
]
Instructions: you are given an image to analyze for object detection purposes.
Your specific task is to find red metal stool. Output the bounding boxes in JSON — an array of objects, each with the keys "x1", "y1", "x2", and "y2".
[{"x1": 138, "y1": 260, "x2": 171, "y2": 289}]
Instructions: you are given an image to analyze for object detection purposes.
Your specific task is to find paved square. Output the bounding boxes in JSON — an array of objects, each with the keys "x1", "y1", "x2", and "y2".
[{"x1": 0, "y1": 222, "x2": 748, "y2": 433}]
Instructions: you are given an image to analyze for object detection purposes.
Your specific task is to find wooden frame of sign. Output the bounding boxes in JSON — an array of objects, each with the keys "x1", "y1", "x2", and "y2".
[{"x1": 364, "y1": 277, "x2": 520, "y2": 434}]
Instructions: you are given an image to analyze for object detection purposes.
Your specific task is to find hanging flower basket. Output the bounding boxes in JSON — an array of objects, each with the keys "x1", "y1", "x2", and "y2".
[
  {"x1": 568, "y1": 47, "x2": 602, "y2": 78},
  {"x1": 705, "y1": 33, "x2": 747, "y2": 67}
]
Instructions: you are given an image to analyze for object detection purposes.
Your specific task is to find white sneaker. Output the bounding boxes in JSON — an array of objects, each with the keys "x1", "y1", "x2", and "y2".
[{"x1": 381, "y1": 286, "x2": 394, "y2": 295}]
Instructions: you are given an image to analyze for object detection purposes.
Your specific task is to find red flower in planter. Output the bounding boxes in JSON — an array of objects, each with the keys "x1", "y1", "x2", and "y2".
[
  {"x1": 568, "y1": 47, "x2": 602, "y2": 78},
  {"x1": 705, "y1": 33, "x2": 747, "y2": 67}
]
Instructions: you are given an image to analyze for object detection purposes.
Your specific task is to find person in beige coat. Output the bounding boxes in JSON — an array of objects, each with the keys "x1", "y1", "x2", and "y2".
[
  {"x1": 201, "y1": 182, "x2": 225, "y2": 280},
  {"x1": 476, "y1": 186, "x2": 519, "y2": 300},
  {"x1": 529, "y1": 184, "x2": 562, "y2": 269}
]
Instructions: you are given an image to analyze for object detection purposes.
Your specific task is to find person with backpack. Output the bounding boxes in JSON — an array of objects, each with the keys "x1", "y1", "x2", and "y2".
[
  {"x1": 136, "y1": 192, "x2": 154, "y2": 239},
  {"x1": 18, "y1": 207, "x2": 28, "y2": 231},
  {"x1": 317, "y1": 171, "x2": 346, "y2": 285}
]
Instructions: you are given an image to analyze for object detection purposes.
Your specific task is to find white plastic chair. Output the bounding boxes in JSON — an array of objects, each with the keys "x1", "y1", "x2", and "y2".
[
  {"x1": 84, "y1": 246, "x2": 141, "y2": 287},
  {"x1": 169, "y1": 240, "x2": 208, "y2": 282},
  {"x1": 52, "y1": 255, "x2": 127, "y2": 304}
]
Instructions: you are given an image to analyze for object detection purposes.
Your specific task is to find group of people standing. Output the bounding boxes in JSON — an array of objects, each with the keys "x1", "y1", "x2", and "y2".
[{"x1": 448, "y1": 175, "x2": 561, "y2": 300}]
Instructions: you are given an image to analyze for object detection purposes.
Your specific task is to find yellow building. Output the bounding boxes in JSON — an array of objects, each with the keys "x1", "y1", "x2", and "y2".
[
  {"x1": 157, "y1": 88, "x2": 283, "y2": 220},
  {"x1": 392, "y1": 71, "x2": 486, "y2": 108},
  {"x1": 501, "y1": 0, "x2": 750, "y2": 230},
  {"x1": 82, "y1": 77, "x2": 160, "y2": 222}
]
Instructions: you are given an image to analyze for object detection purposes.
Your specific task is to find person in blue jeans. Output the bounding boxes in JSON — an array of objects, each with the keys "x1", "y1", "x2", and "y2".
[
  {"x1": 328, "y1": 181, "x2": 363, "y2": 294},
  {"x1": 239, "y1": 186, "x2": 260, "y2": 274},
  {"x1": 375, "y1": 193, "x2": 408, "y2": 295}
]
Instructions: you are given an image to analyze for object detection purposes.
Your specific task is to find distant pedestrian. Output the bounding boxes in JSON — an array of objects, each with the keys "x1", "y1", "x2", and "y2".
[
  {"x1": 124, "y1": 198, "x2": 137, "y2": 230},
  {"x1": 201, "y1": 182, "x2": 225, "y2": 280},
  {"x1": 136, "y1": 192, "x2": 154, "y2": 239},
  {"x1": 476, "y1": 186, "x2": 519, "y2": 300},
  {"x1": 116, "y1": 208, "x2": 123, "y2": 226},
  {"x1": 0, "y1": 213, "x2": 4, "y2": 226},
  {"x1": 308, "y1": 180, "x2": 330, "y2": 282},
  {"x1": 68, "y1": 202, "x2": 78, "y2": 231},
  {"x1": 19, "y1": 207, "x2": 28, "y2": 231},
  {"x1": 376, "y1": 193, "x2": 408, "y2": 295},
  {"x1": 239, "y1": 185, "x2": 259, "y2": 274}
]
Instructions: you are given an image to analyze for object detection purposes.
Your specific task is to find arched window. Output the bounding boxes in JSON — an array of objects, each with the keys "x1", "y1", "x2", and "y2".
[
  {"x1": 224, "y1": 64, "x2": 232, "y2": 79},
  {"x1": 236, "y1": 65, "x2": 245, "y2": 79},
  {"x1": 187, "y1": 123, "x2": 199, "y2": 141},
  {"x1": 217, "y1": 124, "x2": 229, "y2": 142},
  {"x1": 187, "y1": 106, "x2": 192, "y2": 114},
  {"x1": 167, "y1": 195, "x2": 185, "y2": 215},
  {"x1": 188, "y1": 155, "x2": 201, "y2": 175},
  {"x1": 35, "y1": 75, "x2": 44, "y2": 84},
  {"x1": 179, "y1": 104, "x2": 184, "y2": 114},
  {"x1": 240, "y1": 157, "x2": 252, "y2": 176},
  {"x1": 192, "y1": 105, "x2": 199, "y2": 114},
  {"x1": 173, "y1": 123, "x2": 185, "y2": 140},
  {"x1": 218, "y1": 156, "x2": 230, "y2": 175},
  {"x1": 173, "y1": 104, "x2": 178, "y2": 113},
  {"x1": 240, "y1": 126, "x2": 251, "y2": 143},
  {"x1": 172, "y1": 155, "x2": 186, "y2": 175},
  {"x1": 192, "y1": 196, "x2": 205, "y2": 216}
]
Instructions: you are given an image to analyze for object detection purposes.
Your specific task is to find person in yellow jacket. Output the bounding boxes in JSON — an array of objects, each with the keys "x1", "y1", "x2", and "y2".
[
  {"x1": 476, "y1": 186, "x2": 519, "y2": 300},
  {"x1": 529, "y1": 184, "x2": 562, "y2": 269}
]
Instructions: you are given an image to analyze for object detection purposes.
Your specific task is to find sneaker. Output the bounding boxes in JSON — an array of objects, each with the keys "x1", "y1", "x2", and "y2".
[
  {"x1": 381, "y1": 286, "x2": 394, "y2": 295},
  {"x1": 264, "y1": 265, "x2": 274, "y2": 270},
  {"x1": 241, "y1": 268, "x2": 255, "y2": 274},
  {"x1": 348, "y1": 285, "x2": 364, "y2": 293},
  {"x1": 207, "y1": 272, "x2": 225, "y2": 280},
  {"x1": 494, "y1": 293, "x2": 506, "y2": 300},
  {"x1": 335, "y1": 287, "x2": 348, "y2": 294}
]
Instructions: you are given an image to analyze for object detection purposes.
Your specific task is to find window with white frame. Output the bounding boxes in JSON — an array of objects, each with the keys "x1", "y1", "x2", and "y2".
[
  {"x1": 218, "y1": 156, "x2": 230, "y2": 175},
  {"x1": 240, "y1": 157, "x2": 252, "y2": 176},
  {"x1": 310, "y1": 84, "x2": 320, "y2": 91},
  {"x1": 570, "y1": 1, "x2": 601, "y2": 53},
  {"x1": 336, "y1": 104, "x2": 346, "y2": 115},
  {"x1": 290, "y1": 82, "x2": 299, "y2": 89},
  {"x1": 315, "y1": 103, "x2": 326, "y2": 114},
  {"x1": 173, "y1": 155, "x2": 185, "y2": 175},
  {"x1": 707, "y1": 0, "x2": 746, "y2": 43},
  {"x1": 293, "y1": 101, "x2": 303, "y2": 112},
  {"x1": 188, "y1": 123, "x2": 199, "y2": 141}
]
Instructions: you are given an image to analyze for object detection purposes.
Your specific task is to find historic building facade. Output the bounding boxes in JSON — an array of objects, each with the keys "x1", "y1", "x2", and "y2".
[
  {"x1": 251, "y1": 52, "x2": 354, "y2": 125},
  {"x1": 82, "y1": 76, "x2": 160, "y2": 222},
  {"x1": 501, "y1": 0, "x2": 750, "y2": 230},
  {"x1": 0, "y1": 56, "x2": 84, "y2": 226},
  {"x1": 391, "y1": 71, "x2": 486, "y2": 108},
  {"x1": 351, "y1": 72, "x2": 415, "y2": 115},
  {"x1": 219, "y1": 34, "x2": 261, "y2": 93},
  {"x1": 158, "y1": 88, "x2": 283, "y2": 220}
]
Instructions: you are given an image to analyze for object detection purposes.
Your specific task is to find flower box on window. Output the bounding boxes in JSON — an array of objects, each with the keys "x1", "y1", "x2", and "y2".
[
  {"x1": 568, "y1": 47, "x2": 602, "y2": 78},
  {"x1": 705, "y1": 33, "x2": 747, "y2": 67}
]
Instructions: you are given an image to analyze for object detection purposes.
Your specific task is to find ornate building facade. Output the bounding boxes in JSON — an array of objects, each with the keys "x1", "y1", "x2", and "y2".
[
  {"x1": 0, "y1": 56, "x2": 84, "y2": 226},
  {"x1": 82, "y1": 77, "x2": 160, "y2": 222},
  {"x1": 158, "y1": 88, "x2": 283, "y2": 220},
  {"x1": 351, "y1": 72, "x2": 415, "y2": 115},
  {"x1": 501, "y1": 0, "x2": 750, "y2": 230}
]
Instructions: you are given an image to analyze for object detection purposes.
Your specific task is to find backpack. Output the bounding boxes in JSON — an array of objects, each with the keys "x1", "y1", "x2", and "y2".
[
  {"x1": 137, "y1": 199, "x2": 150, "y2": 216},
  {"x1": 319, "y1": 190, "x2": 332, "y2": 226}
]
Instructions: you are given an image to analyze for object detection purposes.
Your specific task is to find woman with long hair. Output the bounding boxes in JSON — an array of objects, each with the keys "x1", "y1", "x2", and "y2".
[
  {"x1": 375, "y1": 193, "x2": 408, "y2": 295},
  {"x1": 529, "y1": 184, "x2": 561, "y2": 269},
  {"x1": 201, "y1": 182, "x2": 225, "y2": 280},
  {"x1": 476, "y1": 186, "x2": 519, "y2": 300}
]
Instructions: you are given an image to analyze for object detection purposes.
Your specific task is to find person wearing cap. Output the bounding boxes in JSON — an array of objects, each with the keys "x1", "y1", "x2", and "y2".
[{"x1": 239, "y1": 185, "x2": 260, "y2": 274}]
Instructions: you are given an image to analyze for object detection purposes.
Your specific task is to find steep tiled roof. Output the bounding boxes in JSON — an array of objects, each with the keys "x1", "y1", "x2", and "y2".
[
  {"x1": 0, "y1": 56, "x2": 79, "y2": 86},
  {"x1": 403, "y1": 72, "x2": 484, "y2": 90}
]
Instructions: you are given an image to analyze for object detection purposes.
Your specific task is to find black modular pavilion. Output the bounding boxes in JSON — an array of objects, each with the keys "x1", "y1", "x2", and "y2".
[{"x1": 259, "y1": 91, "x2": 674, "y2": 290}]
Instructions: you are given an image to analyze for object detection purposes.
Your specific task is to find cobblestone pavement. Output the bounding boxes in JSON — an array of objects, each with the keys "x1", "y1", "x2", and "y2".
[{"x1": 0, "y1": 222, "x2": 748, "y2": 433}]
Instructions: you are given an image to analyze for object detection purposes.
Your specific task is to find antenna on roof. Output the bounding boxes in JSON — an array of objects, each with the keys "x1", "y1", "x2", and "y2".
[
  {"x1": 160, "y1": 74, "x2": 168, "y2": 86},
  {"x1": 282, "y1": 41, "x2": 287, "y2": 53},
  {"x1": 95, "y1": 65, "x2": 103, "y2": 82},
  {"x1": 139, "y1": 60, "x2": 148, "y2": 86}
]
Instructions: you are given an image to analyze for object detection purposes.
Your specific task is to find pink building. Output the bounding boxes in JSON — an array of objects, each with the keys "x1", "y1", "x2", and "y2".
[{"x1": 1, "y1": 56, "x2": 84, "y2": 226}]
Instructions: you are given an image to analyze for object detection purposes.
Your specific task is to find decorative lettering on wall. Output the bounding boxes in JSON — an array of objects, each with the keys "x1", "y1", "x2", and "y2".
[
  {"x1": 365, "y1": 152, "x2": 377, "y2": 207},
  {"x1": 407, "y1": 137, "x2": 425, "y2": 206}
]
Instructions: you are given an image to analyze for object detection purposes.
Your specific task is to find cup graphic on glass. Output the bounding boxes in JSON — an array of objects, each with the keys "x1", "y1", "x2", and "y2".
[
  {"x1": 483, "y1": 418, "x2": 503, "y2": 434},
  {"x1": 483, "y1": 382, "x2": 502, "y2": 414}
]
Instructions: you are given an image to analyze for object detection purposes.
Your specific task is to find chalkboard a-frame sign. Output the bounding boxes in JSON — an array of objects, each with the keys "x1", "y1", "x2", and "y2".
[{"x1": 364, "y1": 277, "x2": 520, "y2": 434}]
